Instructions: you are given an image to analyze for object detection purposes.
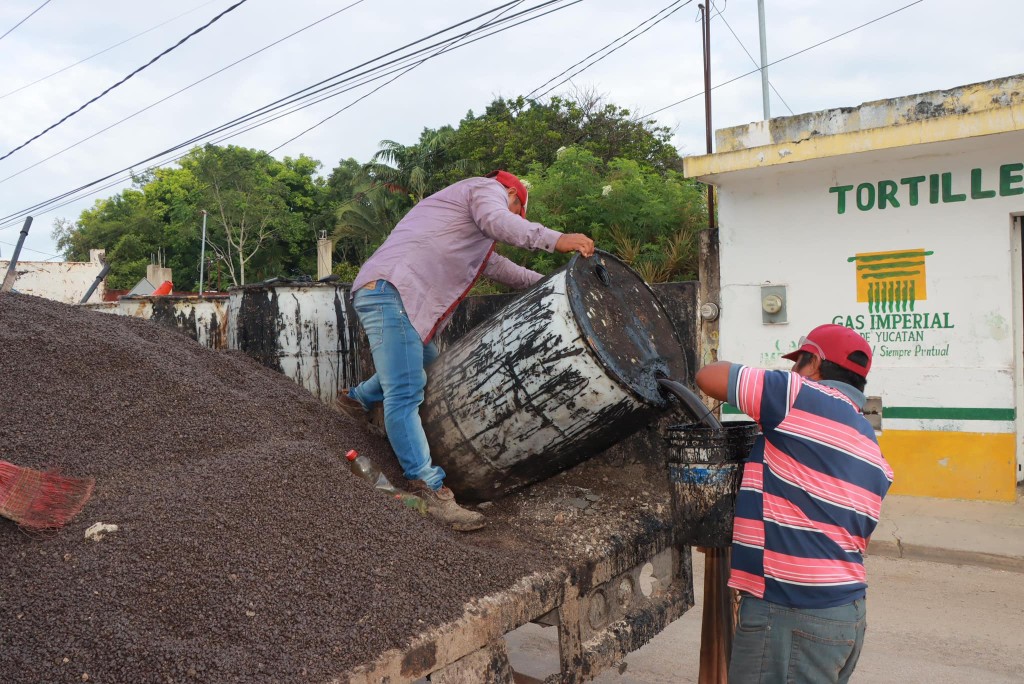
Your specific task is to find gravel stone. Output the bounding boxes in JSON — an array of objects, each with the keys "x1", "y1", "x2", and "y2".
[{"x1": 0, "y1": 293, "x2": 539, "y2": 682}]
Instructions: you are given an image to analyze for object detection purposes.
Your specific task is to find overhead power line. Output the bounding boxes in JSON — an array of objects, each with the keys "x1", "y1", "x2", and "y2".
[
  {"x1": 268, "y1": 0, "x2": 568, "y2": 153},
  {"x1": 0, "y1": 0, "x2": 53, "y2": 43},
  {"x1": 641, "y1": 0, "x2": 925, "y2": 119},
  {"x1": 0, "y1": 239, "x2": 60, "y2": 261},
  {"x1": 0, "y1": 0, "x2": 251, "y2": 162},
  {"x1": 0, "y1": 0, "x2": 581, "y2": 230},
  {"x1": 711, "y1": 1, "x2": 794, "y2": 115},
  {"x1": 161, "y1": 0, "x2": 576, "y2": 154},
  {"x1": 0, "y1": 0, "x2": 222, "y2": 101},
  {"x1": 0, "y1": 0, "x2": 370, "y2": 185},
  {"x1": 529, "y1": 0, "x2": 692, "y2": 101}
]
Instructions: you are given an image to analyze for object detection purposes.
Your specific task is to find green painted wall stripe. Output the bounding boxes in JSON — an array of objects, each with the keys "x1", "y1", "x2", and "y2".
[
  {"x1": 721, "y1": 404, "x2": 1014, "y2": 421},
  {"x1": 884, "y1": 407, "x2": 1015, "y2": 421}
]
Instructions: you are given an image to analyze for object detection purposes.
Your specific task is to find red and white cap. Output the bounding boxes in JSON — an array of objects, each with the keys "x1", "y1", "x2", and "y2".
[
  {"x1": 487, "y1": 170, "x2": 528, "y2": 218},
  {"x1": 782, "y1": 324, "x2": 872, "y2": 377}
]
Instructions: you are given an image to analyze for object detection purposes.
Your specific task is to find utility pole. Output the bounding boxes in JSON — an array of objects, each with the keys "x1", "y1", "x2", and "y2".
[
  {"x1": 198, "y1": 210, "x2": 208, "y2": 295},
  {"x1": 698, "y1": 6, "x2": 732, "y2": 684},
  {"x1": 758, "y1": 0, "x2": 770, "y2": 120}
]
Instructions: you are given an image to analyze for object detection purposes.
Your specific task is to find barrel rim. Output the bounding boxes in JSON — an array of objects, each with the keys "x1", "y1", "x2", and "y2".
[{"x1": 565, "y1": 249, "x2": 687, "y2": 407}]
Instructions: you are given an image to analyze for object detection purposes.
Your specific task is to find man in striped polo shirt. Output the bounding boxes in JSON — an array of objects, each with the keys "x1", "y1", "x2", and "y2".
[{"x1": 695, "y1": 323, "x2": 893, "y2": 683}]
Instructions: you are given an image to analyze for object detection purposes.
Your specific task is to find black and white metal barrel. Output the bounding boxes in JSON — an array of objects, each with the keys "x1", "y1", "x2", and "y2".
[
  {"x1": 420, "y1": 250, "x2": 688, "y2": 502},
  {"x1": 663, "y1": 421, "x2": 761, "y2": 547}
]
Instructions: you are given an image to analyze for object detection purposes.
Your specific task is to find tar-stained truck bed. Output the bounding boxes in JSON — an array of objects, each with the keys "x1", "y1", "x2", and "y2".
[
  {"x1": 340, "y1": 282, "x2": 701, "y2": 683},
  {"x1": 344, "y1": 438, "x2": 694, "y2": 684}
]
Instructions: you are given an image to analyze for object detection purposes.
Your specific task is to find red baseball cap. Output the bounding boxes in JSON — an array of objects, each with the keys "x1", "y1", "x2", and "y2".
[
  {"x1": 487, "y1": 170, "x2": 528, "y2": 218},
  {"x1": 782, "y1": 324, "x2": 872, "y2": 377}
]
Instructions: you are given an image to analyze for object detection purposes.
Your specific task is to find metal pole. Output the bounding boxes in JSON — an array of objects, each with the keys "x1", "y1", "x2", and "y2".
[
  {"x1": 701, "y1": 4, "x2": 715, "y2": 231},
  {"x1": 758, "y1": 0, "x2": 770, "y2": 120},
  {"x1": 79, "y1": 262, "x2": 111, "y2": 304},
  {"x1": 1, "y1": 216, "x2": 33, "y2": 293},
  {"x1": 198, "y1": 210, "x2": 208, "y2": 295}
]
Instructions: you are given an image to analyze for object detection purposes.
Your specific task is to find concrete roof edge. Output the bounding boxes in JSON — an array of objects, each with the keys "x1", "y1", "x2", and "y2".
[{"x1": 683, "y1": 102, "x2": 1024, "y2": 181}]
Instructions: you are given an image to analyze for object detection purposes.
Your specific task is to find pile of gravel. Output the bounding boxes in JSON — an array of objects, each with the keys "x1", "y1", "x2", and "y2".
[{"x1": 0, "y1": 293, "x2": 539, "y2": 682}]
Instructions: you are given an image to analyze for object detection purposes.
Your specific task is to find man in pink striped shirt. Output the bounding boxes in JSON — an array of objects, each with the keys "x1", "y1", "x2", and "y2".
[
  {"x1": 335, "y1": 171, "x2": 594, "y2": 532},
  {"x1": 696, "y1": 324, "x2": 893, "y2": 683}
]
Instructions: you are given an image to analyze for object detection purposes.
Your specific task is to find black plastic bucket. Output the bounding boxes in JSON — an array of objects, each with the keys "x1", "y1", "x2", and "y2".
[{"x1": 663, "y1": 421, "x2": 761, "y2": 547}]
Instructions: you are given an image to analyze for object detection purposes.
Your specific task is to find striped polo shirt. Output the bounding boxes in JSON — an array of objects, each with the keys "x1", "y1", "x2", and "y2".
[{"x1": 726, "y1": 365, "x2": 894, "y2": 609}]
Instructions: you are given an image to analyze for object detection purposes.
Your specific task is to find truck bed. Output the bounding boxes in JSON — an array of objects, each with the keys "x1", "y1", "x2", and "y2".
[{"x1": 347, "y1": 445, "x2": 695, "y2": 683}]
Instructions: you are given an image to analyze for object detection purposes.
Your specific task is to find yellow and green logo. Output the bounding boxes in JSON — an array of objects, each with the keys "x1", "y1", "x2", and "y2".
[{"x1": 847, "y1": 249, "x2": 934, "y2": 313}]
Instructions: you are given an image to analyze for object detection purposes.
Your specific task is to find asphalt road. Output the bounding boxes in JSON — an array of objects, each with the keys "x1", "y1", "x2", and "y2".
[{"x1": 505, "y1": 552, "x2": 1024, "y2": 683}]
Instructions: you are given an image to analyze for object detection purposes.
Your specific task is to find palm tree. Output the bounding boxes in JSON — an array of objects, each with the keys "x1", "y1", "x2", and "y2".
[
  {"x1": 331, "y1": 177, "x2": 407, "y2": 265},
  {"x1": 363, "y1": 129, "x2": 472, "y2": 203}
]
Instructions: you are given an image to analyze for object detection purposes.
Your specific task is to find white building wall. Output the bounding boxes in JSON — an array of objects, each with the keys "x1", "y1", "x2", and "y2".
[
  {"x1": 714, "y1": 129, "x2": 1024, "y2": 500},
  {"x1": 0, "y1": 250, "x2": 107, "y2": 304}
]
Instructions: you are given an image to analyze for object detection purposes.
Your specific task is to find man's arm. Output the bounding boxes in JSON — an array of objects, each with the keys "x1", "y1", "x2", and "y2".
[
  {"x1": 694, "y1": 361, "x2": 735, "y2": 402},
  {"x1": 469, "y1": 184, "x2": 561, "y2": 252},
  {"x1": 483, "y1": 253, "x2": 543, "y2": 290}
]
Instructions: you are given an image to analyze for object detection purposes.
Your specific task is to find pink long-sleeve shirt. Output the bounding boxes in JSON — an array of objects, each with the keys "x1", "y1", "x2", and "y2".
[{"x1": 351, "y1": 176, "x2": 562, "y2": 343}]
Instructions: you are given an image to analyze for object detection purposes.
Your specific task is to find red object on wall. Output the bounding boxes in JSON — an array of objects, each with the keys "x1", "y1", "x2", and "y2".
[{"x1": 152, "y1": 281, "x2": 173, "y2": 296}]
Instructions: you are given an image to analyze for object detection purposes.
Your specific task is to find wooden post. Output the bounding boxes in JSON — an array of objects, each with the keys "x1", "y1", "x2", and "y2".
[{"x1": 696, "y1": 5, "x2": 734, "y2": 683}]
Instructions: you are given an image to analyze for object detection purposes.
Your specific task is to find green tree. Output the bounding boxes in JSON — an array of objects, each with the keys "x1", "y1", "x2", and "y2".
[
  {"x1": 55, "y1": 144, "x2": 329, "y2": 291},
  {"x1": 331, "y1": 176, "x2": 406, "y2": 269},
  {"x1": 183, "y1": 145, "x2": 292, "y2": 286},
  {"x1": 506, "y1": 147, "x2": 705, "y2": 283},
  {"x1": 436, "y1": 91, "x2": 683, "y2": 185},
  {"x1": 363, "y1": 128, "x2": 473, "y2": 204}
]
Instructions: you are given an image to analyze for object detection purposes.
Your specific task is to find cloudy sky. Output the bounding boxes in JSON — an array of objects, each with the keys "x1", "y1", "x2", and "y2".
[{"x1": 0, "y1": 0, "x2": 1021, "y2": 261}]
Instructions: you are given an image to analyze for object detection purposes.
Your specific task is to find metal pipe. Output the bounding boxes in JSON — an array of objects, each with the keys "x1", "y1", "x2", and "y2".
[
  {"x1": 79, "y1": 262, "x2": 111, "y2": 304},
  {"x1": 1, "y1": 216, "x2": 33, "y2": 293},
  {"x1": 199, "y1": 210, "x2": 208, "y2": 295},
  {"x1": 758, "y1": 0, "x2": 770, "y2": 120}
]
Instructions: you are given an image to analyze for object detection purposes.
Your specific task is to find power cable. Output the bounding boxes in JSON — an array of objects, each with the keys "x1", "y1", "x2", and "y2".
[
  {"x1": 268, "y1": 0, "x2": 550, "y2": 153},
  {"x1": 0, "y1": 239, "x2": 61, "y2": 260},
  {"x1": 22, "y1": 1, "x2": 577, "y2": 216},
  {"x1": 0, "y1": 0, "x2": 528, "y2": 185},
  {"x1": 0, "y1": 0, "x2": 222, "y2": 101},
  {"x1": 531, "y1": 0, "x2": 691, "y2": 101},
  {"x1": 527, "y1": 0, "x2": 689, "y2": 101},
  {"x1": 0, "y1": 0, "x2": 370, "y2": 185},
  {"x1": 0, "y1": 0, "x2": 251, "y2": 162},
  {"x1": 0, "y1": 0, "x2": 53, "y2": 43},
  {"x1": 711, "y1": 0, "x2": 794, "y2": 115},
  {"x1": 0, "y1": 0, "x2": 581, "y2": 229},
  {"x1": 641, "y1": 0, "x2": 925, "y2": 118},
  {"x1": 185, "y1": 0, "x2": 578, "y2": 151},
  {"x1": 146, "y1": 0, "x2": 546, "y2": 158}
]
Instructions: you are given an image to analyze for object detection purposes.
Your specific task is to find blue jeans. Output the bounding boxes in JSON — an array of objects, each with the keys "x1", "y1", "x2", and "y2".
[
  {"x1": 729, "y1": 595, "x2": 866, "y2": 684},
  {"x1": 347, "y1": 281, "x2": 445, "y2": 490}
]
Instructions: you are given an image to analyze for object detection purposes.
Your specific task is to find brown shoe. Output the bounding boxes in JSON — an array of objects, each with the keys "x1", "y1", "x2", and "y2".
[
  {"x1": 408, "y1": 481, "x2": 485, "y2": 532},
  {"x1": 334, "y1": 390, "x2": 385, "y2": 436}
]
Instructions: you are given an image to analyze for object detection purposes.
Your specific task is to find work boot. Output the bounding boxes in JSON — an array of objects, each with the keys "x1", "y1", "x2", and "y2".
[
  {"x1": 333, "y1": 390, "x2": 385, "y2": 436},
  {"x1": 408, "y1": 481, "x2": 485, "y2": 532}
]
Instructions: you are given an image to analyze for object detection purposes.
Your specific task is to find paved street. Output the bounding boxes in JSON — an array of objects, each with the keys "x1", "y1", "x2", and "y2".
[{"x1": 506, "y1": 552, "x2": 1024, "y2": 683}]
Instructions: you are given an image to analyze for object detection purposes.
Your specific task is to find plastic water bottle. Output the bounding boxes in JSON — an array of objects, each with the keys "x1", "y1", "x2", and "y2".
[{"x1": 345, "y1": 449, "x2": 398, "y2": 495}]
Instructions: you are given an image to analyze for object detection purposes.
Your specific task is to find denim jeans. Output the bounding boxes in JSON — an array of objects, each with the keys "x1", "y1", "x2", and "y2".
[
  {"x1": 347, "y1": 281, "x2": 445, "y2": 489},
  {"x1": 729, "y1": 595, "x2": 866, "y2": 684}
]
